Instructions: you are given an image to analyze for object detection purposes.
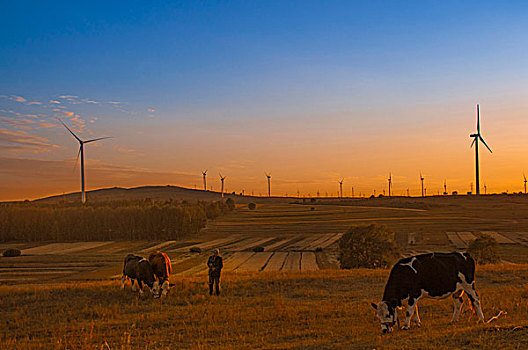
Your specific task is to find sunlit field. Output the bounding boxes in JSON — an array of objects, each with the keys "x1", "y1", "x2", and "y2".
[
  {"x1": 2, "y1": 195, "x2": 528, "y2": 348},
  {"x1": 1, "y1": 266, "x2": 527, "y2": 349}
]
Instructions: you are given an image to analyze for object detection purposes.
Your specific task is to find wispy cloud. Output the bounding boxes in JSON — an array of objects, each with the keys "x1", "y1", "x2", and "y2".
[
  {"x1": 50, "y1": 100, "x2": 61, "y2": 104},
  {"x1": 12, "y1": 95, "x2": 26, "y2": 103},
  {"x1": 0, "y1": 128, "x2": 59, "y2": 151}
]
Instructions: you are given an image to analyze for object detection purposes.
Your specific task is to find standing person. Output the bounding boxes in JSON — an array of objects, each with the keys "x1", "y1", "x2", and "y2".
[{"x1": 207, "y1": 248, "x2": 223, "y2": 296}]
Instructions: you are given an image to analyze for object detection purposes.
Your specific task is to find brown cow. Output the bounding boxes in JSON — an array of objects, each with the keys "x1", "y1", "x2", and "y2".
[{"x1": 148, "y1": 251, "x2": 172, "y2": 298}]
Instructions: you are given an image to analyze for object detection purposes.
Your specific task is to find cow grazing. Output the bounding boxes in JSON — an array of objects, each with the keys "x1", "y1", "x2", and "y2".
[
  {"x1": 371, "y1": 252, "x2": 485, "y2": 333},
  {"x1": 121, "y1": 254, "x2": 159, "y2": 298},
  {"x1": 148, "y1": 251, "x2": 172, "y2": 298}
]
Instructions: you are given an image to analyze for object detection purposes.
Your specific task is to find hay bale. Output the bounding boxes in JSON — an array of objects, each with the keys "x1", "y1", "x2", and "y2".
[
  {"x1": 248, "y1": 203, "x2": 256, "y2": 210},
  {"x1": 2, "y1": 248, "x2": 21, "y2": 257}
]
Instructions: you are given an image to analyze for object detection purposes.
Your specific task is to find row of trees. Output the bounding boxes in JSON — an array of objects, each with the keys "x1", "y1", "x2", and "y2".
[{"x1": 0, "y1": 199, "x2": 233, "y2": 242}]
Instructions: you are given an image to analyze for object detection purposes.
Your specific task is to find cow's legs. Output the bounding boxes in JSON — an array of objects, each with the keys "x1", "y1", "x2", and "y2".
[
  {"x1": 403, "y1": 297, "x2": 418, "y2": 330},
  {"x1": 131, "y1": 279, "x2": 137, "y2": 292},
  {"x1": 464, "y1": 283, "x2": 485, "y2": 322},
  {"x1": 121, "y1": 275, "x2": 127, "y2": 289},
  {"x1": 451, "y1": 290, "x2": 464, "y2": 323},
  {"x1": 413, "y1": 304, "x2": 421, "y2": 327},
  {"x1": 137, "y1": 280, "x2": 144, "y2": 298}
]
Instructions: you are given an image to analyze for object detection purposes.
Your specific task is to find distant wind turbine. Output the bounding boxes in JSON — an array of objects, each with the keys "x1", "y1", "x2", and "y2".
[
  {"x1": 443, "y1": 180, "x2": 447, "y2": 195},
  {"x1": 338, "y1": 179, "x2": 344, "y2": 199},
  {"x1": 470, "y1": 104, "x2": 493, "y2": 195},
  {"x1": 219, "y1": 173, "x2": 226, "y2": 198},
  {"x1": 420, "y1": 172, "x2": 425, "y2": 197},
  {"x1": 265, "y1": 172, "x2": 271, "y2": 197},
  {"x1": 388, "y1": 173, "x2": 392, "y2": 197},
  {"x1": 202, "y1": 170, "x2": 207, "y2": 191},
  {"x1": 524, "y1": 174, "x2": 527, "y2": 194},
  {"x1": 59, "y1": 119, "x2": 111, "y2": 204}
]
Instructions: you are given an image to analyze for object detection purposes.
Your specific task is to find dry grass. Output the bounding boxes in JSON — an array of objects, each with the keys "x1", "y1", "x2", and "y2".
[{"x1": 1, "y1": 265, "x2": 527, "y2": 349}]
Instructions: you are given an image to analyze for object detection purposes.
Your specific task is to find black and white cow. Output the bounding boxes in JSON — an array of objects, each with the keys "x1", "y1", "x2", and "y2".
[
  {"x1": 121, "y1": 254, "x2": 160, "y2": 297},
  {"x1": 371, "y1": 252, "x2": 485, "y2": 333}
]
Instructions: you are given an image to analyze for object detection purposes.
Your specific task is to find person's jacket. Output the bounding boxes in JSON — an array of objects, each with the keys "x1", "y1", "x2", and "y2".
[{"x1": 207, "y1": 255, "x2": 223, "y2": 276}]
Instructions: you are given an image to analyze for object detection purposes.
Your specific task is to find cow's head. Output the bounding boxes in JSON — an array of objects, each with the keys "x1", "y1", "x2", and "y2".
[
  {"x1": 151, "y1": 279, "x2": 161, "y2": 298},
  {"x1": 371, "y1": 301, "x2": 398, "y2": 333},
  {"x1": 160, "y1": 280, "x2": 170, "y2": 297}
]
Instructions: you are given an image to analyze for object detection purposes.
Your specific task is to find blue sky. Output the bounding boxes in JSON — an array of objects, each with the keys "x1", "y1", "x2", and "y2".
[{"x1": 1, "y1": 1, "x2": 528, "y2": 199}]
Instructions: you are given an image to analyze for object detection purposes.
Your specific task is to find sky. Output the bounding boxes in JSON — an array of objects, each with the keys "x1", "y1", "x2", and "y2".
[{"x1": 2, "y1": 1, "x2": 528, "y2": 200}]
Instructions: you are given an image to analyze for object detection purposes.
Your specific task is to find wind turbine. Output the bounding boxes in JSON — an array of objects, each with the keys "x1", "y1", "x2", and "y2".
[
  {"x1": 265, "y1": 172, "x2": 271, "y2": 197},
  {"x1": 202, "y1": 170, "x2": 207, "y2": 191},
  {"x1": 420, "y1": 173, "x2": 425, "y2": 197},
  {"x1": 338, "y1": 179, "x2": 344, "y2": 199},
  {"x1": 219, "y1": 173, "x2": 226, "y2": 198},
  {"x1": 388, "y1": 173, "x2": 392, "y2": 197},
  {"x1": 59, "y1": 119, "x2": 111, "y2": 204},
  {"x1": 470, "y1": 104, "x2": 492, "y2": 195},
  {"x1": 443, "y1": 180, "x2": 447, "y2": 195},
  {"x1": 524, "y1": 174, "x2": 527, "y2": 194}
]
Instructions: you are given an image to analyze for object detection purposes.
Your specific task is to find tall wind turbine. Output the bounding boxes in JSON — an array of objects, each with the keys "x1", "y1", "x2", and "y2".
[
  {"x1": 219, "y1": 173, "x2": 226, "y2": 198},
  {"x1": 443, "y1": 180, "x2": 447, "y2": 195},
  {"x1": 524, "y1": 174, "x2": 527, "y2": 194},
  {"x1": 388, "y1": 173, "x2": 392, "y2": 197},
  {"x1": 60, "y1": 119, "x2": 111, "y2": 204},
  {"x1": 265, "y1": 172, "x2": 271, "y2": 197},
  {"x1": 470, "y1": 104, "x2": 492, "y2": 195},
  {"x1": 338, "y1": 179, "x2": 344, "y2": 199},
  {"x1": 202, "y1": 170, "x2": 207, "y2": 191},
  {"x1": 420, "y1": 172, "x2": 425, "y2": 197}
]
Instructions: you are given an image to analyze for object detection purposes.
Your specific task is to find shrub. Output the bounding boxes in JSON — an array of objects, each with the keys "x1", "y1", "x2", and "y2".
[
  {"x1": 248, "y1": 203, "x2": 256, "y2": 210},
  {"x1": 190, "y1": 247, "x2": 202, "y2": 253},
  {"x1": 338, "y1": 224, "x2": 400, "y2": 269},
  {"x1": 252, "y1": 246, "x2": 265, "y2": 252},
  {"x1": 467, "y1": 233, "x2": 500, "y2": 264},
  {"x1": 310, "y1": 207, "x2": 315, "y2": 211},
  {"x1": 225, "y1": 198, "x2": 235, "y2": 210},
  {"x1": 315, "y1": 247, "x2": 323, "y2": 252},
  {"x1": 2, "y1": 248, "x2": 21, "y2": 257}
]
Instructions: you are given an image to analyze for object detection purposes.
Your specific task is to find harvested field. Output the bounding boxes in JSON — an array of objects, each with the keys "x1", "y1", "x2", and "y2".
[
  {"x1": 282, "y1": 252, "x2": 301, "y2": 271},
  {"x1": 262, "y1": 252, "x2": 288, "y2": 271}
]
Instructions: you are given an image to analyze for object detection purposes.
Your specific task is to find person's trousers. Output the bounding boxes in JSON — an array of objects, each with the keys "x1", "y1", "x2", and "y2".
[{"x1": 208, "y1": 274, "x2": 220, "y2": 295}]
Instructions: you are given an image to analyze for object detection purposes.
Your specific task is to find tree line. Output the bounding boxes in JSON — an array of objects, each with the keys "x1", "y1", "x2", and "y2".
[{"x1": 0, "y1": 199, "x2": 234, "y2": 242}]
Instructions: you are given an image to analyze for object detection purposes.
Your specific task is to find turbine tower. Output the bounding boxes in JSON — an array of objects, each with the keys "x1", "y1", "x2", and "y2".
[
  {"x1": 219, "y1": 173, "x2": 226, "y2": 198},
  {"x1": 443, "y1": 180, "x2": 447, "y2": 195},
  {"x1": 265, "y1": 172, "x2": 271, "y2": 197},
  {"x1": 388, "y1": 173, "x2": 392, "y2": 197},
  {"x1": 420, "y1": 172, "x2": 425, "y2": 197},
  {"x1": 524, "y1": 174, "x2": 527, "y2": 194},
  {"x1": 470, "y1": 104, "x2": 492, "y2": 195},
  {"x1": 60, "y1": 119, "x2": 111, "y2": 204},
  {"x1": 338, "y1": 179, "x2": 344, "y2": 199},
  {"x1": 202, "y1": 170, "x2": 207, "y2": 191}
]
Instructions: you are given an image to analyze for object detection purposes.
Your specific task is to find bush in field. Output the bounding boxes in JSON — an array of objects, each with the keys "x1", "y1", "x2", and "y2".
[
  {"x1": 0, "y1": 200, "x2": 230, "y2": 242},
  {"x1": 467, "y1": 233, "x2": 500, "y2": 264},
  {"x1": 315, "y1": 247, "x2": 323, "y2": 252},
  {"x1": 225, "y1": 198, "x2": 235, "y2": 210},
  {"x1": 190, "y1": 247, "x2": 202, "y2": 253},
  {"x1": 252, "y1": 246, "x2": 264, "y2": 252},
  {"x1": 2, "y1": 248, "x2": 21, "y2": 257},
  {"x1": 248, "y1": 203, "x2": 256, "y2": 210},
  {"x1": 338, "y1": 224, "x2": 400, "y2": 269}
]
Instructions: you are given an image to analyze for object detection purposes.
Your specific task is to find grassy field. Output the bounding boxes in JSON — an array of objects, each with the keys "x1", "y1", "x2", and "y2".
[
  {"x1": 1, "y1": 265, "x2": 527, "y2": 349},
  {"x1": 2, "y1": 195, "x2": 528, "y2": 348}
]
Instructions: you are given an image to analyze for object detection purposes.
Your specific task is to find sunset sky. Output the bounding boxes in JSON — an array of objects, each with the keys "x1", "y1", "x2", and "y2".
[{"x1": 2, "y1": 1, "x2": 528, "y2": 201}]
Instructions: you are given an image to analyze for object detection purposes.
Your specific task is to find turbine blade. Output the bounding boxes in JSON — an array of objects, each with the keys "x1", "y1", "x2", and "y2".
[
  {"x1": 479, "y1": 135, "x2": 492, "y2": 153},
  {"x1": 84, "y1": 136, "x2": 112, "y2": 144},
  {"x1": 477, "y1": 104, "x2": 480, "y2": 134},
  {"x1": 73, "y1": 145, "x2": 81, "y2": 172},
  {"x1": 470, "y1": 138, "x2": 476, "y2": 148},
  {"x1": 59, "y1": 118, "x2": 82, "y2": 143}
]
